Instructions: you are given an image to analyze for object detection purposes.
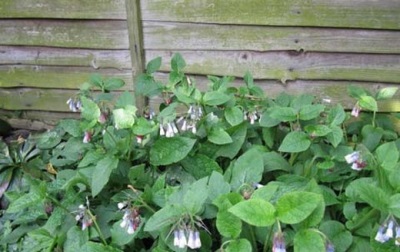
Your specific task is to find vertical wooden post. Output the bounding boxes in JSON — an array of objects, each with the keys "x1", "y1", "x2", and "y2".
[{"x1": 125, "y1": 0, "x2": 147, "y2": 112}]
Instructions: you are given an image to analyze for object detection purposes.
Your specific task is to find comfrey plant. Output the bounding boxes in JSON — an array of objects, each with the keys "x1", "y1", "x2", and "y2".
[{"x1": 1, "y1": 53, "x2": 400, "y2": 252}]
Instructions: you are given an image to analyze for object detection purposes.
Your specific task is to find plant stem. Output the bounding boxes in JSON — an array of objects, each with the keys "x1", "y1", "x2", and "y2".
[
  {"x1": 87, "y1": 210, "x2": 108, "y2": 245},
  {"x1": 263, "y1": 226, "x2": 274, "y2": 252},
  {"x1": 349, "y1": 208, "x2": 379, "y2": 232},
  {"x1": 372, "y1": 111, "x2": 376, "y2": 127},
  {"x1": 246, "y1": 223, "x2": 257, "y2": 251}
]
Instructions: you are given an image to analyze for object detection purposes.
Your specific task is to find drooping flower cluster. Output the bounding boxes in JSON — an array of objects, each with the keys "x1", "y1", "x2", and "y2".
[
  {"x1": 83, "y1": 131, "x2": 92, "y2": 143},
  {"x1": 345, "y1": 151, "x2": 366, "y2": 171},
  {"x1": 351, "y1": 103, "x2": 361, "y2": 117},
  {"x1": 272, "y1": 231, "x2": 286, "y2": 252},
  {"x1": 173, "y1": 228, "x2": 201, "y2": 249},
  {"x1": 159, "y1": 105, "x2": 203, "y2": 137},
  {"x1": 66, "y1": 98, "x2": 81, "y2": 112},
  {"x1": 118, "y1": 202, "x2": 141, "y2": 234},
  {"x1": 244, "y1": 110, "x2": 259, "y2": 125},
  {"x1": 75, "y1": 203, "x2": 93, "y2": 230},
  {"x1": 375, "y1": 218, "x2": 400, "y2": 246}
]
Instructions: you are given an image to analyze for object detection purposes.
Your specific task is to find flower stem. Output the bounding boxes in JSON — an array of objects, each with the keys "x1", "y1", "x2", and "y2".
[
  {"x1": 87, "y1": 209, "x2": 107, "y2": 245},
  {"x1": 349, "y1": 208, "x2": 379, "y2": 232}
]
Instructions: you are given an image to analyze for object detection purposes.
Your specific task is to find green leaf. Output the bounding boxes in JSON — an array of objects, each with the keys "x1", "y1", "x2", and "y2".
[
  {"x1": 359, "y1": 95, "x2": 378, "y2": 112},
  {"x1": 81, "y1": 242, "x2": 123, "y2": 252},
  {"x1": 259, "y1": 109, "x2": 281, "y2": 127},
  {"x1": 132, "y1": 117, "x2": 157, "y2": 136},
  {"x1": 58, "y1": 119, "x2": 81, "y2": 137},
  {"x1": 327, "y1": 104, "x2": 346, "y2": 126},
  {"x1": 181, "y1": 155, "x2": 222, "y2": 179},
  {"x1": 229, "y1": 199, "x2": 276, "y2": 227},
  {"x1": 80, "y1": 96, "x2": 101, "y2": 122},
  {"x1": 244, "y1": 71, "x2": 254, "y2": 87},
  {"x1": 305, "y1": 125, "x2": 331, "y2": 137},
  {"x1": 326, "y1": 125, "x2": 343, "y2": 148},
  {"x1": 389, "y1": 194, "x2": 400, "y2": 218},
  {"x1": 144, "y1": 204, "x2": 184, "y2": 232},
  {"x1": 208, "y1": 127, "x2": 233, "y2": 145},
  {"x1": 89, "y1": 74, "x2": 103, "y2": 88},
  {"x1": 291, "y1": 94, "x2": 314, "y2": 109},
  {"x1": 319, "y1": 221, "x2": 353, "y2": 252},
  {"x1": 64, "y1": 226, "x2": 88, "y2": 252},
  {"x1": 299, "y1": 104, "x2": 325, "y2": 121},
  {"x1": 216, "y1": 211, "x2": 242, "y2": 238},
  {"x1": 230, "y1": 148, "x2": 264, "y2": 190},
  {"x1": 113, "y1": 105, "x2": 137, "y2": 129},
  {"x1": 7, "y1": 183, "x2": 46, "y2": 213},
  {"x1": 146, "y1": 56, "x2": 162, "y2": 74},
  {"x1": 150, "y1": 137, "x2": 196, "y2": 166},
  {"x1": 202, "y1": 91, "x2": 232, "y2": 106},
  {"x1": 0, "y1": 168, "x2": 12, "y2": 199},
  {"x1": 135, "y1": 74, "x2": 161, "y2": 97},
  {"x1": 278, "y1": 131, "x2": 311, "y2": 153},
  {"x1": 208, "y1": 171, "x2": 231, "y2": 201},
  {"x1": 216, "y1": 123, "x2": 247, "y2": 159},
  {"x1": 183, "y1": 177, "x2": 209, "y2": 214},
  {"x1": 115, "y1": 91, "x2": 135, "y2": 108},
  {"x1": 104, "y1": 78, "x2": 125, "y2": 91},
  {"x1": 263, "y1": 152, "x2": 291, "y2": 172},
  {"x1": 37, "y1": 131, "x2": 62, "y2": 149},
  {"x1": 252, "y1": 183, "x2": 279, "y2": 202},
  {"x1": 347, "y1": 85, "x2": 367, "y2": 99},
  {"x1": 346, "y1": 179, "x2": 390, "y2": 211},
  {"x1": 294, "y1": 229, "x2": 325, "y2": 252},
  {"x1": 276, "y1": 191, "x2": 321, "y2": 224},
  {"x1": 110, "y1": 221, "x2": 136, "y2": 246},
  {"x1": 375, "y1": 141, "x2": 399, "y2": 170},
  {"x1": 171, "y1": 53, "x2": 186, "y2": 72},
  {"x1": 361, "y1": 125, "x2": 383, "y2": 151},
  {"x1": 91, "y1": 155, "x2": 119, "y2": 196},
  {"x1": 376, "y1": 87, "x2": 398, "y2": 100},
  {"x1": 225, "y1": 106, "x2": 244, "y2": 126},
  {"x1": 225, "y1": 238, "x2": 252, "y2": 252},
  {"x1": 269, "y1": 107, "x2": 297, "y2": 122}
]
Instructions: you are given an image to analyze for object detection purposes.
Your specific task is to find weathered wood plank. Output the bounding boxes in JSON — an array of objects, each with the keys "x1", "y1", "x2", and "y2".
[
  {"x1": 0, "y1": 66, "x2": 133, "y2": 89},
  {"x1": 0, "y1": 20, "x2": 129, "y2": 49},
  {"x1": 143, "y1": 21, "x2": 400, "y2": 54},
  {"x1": 149, "y1": 73, "x2": 400, "y2": 112},
  {"x1": 125, "y1": 0, "x2": 147, "y2": 111},
  {"x1": 0, "y1": 110, "x2": 79, "y2": 128},
  {"x1": 0, "y1": 46, "x2": 132, "y2": 69},
  {"x1": 145, "y1": 50, "x2": 400, "y2": 83},
  {"x1": 0, "y1": 0, "x2": 127, "y2": 19},
  {"x1": 0, "y1": 88, "x2": 79, "y2": 111},
  {"x1": 141, "y1": 0, "x2": 400, "y2": 30},
  {"x1": 0, "y1": 88, "x2": 126, "y2": 112}
]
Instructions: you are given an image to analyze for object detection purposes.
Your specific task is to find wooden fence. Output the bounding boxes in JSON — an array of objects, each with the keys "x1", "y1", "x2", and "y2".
[{"x1": 1, "y1": 0, "x2": 400, "y2": 129}]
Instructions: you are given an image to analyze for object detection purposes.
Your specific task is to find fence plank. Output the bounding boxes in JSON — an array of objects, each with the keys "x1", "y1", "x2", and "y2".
[
  {"x1": 141, "y1": 0, "x2": 400, "y2": 30},
  {"x1": 149, "y1": 74, "x2": 400, "y2": 112},
  {"x1": 146, "y1": 50, "x2": 400, "y2": 83},
  {"x1": 143, "y1": 21, "x2": 400, "y2": 54},
  {"x1": 125, "y1": 0, "x2": 147, "y2": 111},
  {"x1": 0, "y1": 0, "x2": 127, "y2": 19},
  {"x1": 0, "y1": 46, "x2": 132, "y2": 69},
  {"x1": 0, "y1": 20, "x2": 129, "y2": 49},
  {"x1": 0, "y1": 110, "x2": 78, "y2": 128},
  {"x1": 0, "y1": 66, "x2": 133, "y2": 89}
]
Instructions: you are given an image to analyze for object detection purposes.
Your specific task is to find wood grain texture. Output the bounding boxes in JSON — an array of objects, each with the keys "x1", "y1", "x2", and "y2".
[
  {"x1": 141, "y1": 0, "x2": 400, "y2": 30},
  {"x1": 143, "y1": 21, "x2": 400, "y2": 54},
  {"x1": 125, "y1": 0, "x2": 147, "y2": 110},
  {"x1": 0, "y1": 0, "x2": 127, "y2": 19},
  {"x1": 0, "y1": 20, "x2": 129, "y2": 49},
  {"x1": 0, "y1": 110, "x2": 79, "y2": 128},
  {"x1": 146, "y1": 50, "x2": 400, "y2": 83},
  {"x1": 0, "y1": 66, "x2": 133, "y2": 89},
  {"x1": 0, "y1": 88, "x2": 125, "y2": 112},
  {"x1": 149, "y1": 73, "x2": 400, "y2": 112},
  {"x1": 0, "y1": 46, "x2": 132, "y2": 69}
]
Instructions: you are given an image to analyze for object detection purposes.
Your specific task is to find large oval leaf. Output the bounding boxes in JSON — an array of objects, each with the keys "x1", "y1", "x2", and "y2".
[
  {"x1": 276, "y1": 191, "x2": 321, "y2": 224},
  {"x1": 229, "y1": 198, "x2": 276, "y2": 227},
  {"x1": 278, "y1": 131, "x2": 311, "y2": 153},
  {"x1": 150, "y1": 137, "x2": 196, "y2": 166}
]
